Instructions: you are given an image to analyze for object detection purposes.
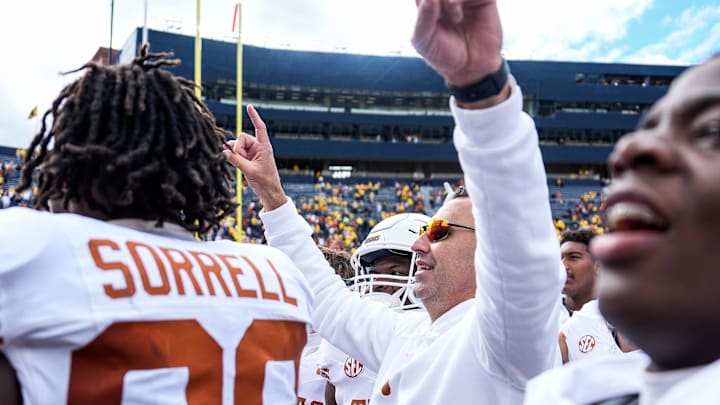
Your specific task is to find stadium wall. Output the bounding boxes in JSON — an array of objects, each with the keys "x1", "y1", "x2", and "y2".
[{"x1": 115, "y1": 28, "x2": 686, "y2": 176}]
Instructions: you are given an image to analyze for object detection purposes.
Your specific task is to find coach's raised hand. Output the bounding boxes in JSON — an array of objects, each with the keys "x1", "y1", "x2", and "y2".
[
  {"x1": 223, "y1": 104, "x2": 288, "y2": 211},
  {"x1": 411, "y1": 0, "x2": 510, "y2": 107}
]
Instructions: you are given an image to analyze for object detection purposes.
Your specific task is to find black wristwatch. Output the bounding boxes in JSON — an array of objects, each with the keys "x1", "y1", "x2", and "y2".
[{"x1": 447, "y1": 58, "x2": 510, "y2": 103}]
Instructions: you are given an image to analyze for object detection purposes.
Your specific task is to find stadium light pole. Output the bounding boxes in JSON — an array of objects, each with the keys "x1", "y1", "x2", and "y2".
[
  {"x1": 109, "y1": 0, "x2": 114, "y2": 64},
  {"x1": 191, "y1": 0, "x2": 203, "y2": 240},
  {"x1": 234, "y1": 2, "x2": 244, "y2": 238},
  {"x1": 195, "y1": 0, "x2": 202, "y2": 101},
  {"x1": 142, "y1": 0, "x2": 148, "y2": 45}
]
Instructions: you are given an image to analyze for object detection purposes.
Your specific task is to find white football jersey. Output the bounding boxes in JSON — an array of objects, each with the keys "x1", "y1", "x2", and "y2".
[
  {"x1": 316, "y1": 338, "x2": 376, "y2": 405},
  {"x1": 298, "y1": 332, "x2": 326, "y2": 405},
  {"x1": 0, "y1": 208, "x2": 313, "y2": 405},
  {"x1": 560, "y1": 299, "x2": 621, "y2": 362}
]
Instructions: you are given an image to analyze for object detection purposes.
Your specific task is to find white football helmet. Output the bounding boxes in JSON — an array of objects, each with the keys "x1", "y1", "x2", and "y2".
[{"x1": 350, "y1": 212, "x2": 430, "y2": 310}]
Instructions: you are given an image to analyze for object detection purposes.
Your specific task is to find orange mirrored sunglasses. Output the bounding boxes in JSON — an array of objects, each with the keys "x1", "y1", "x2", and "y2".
[{"x1": 419, "y1": 218, "x2": 475, "y2": 242}]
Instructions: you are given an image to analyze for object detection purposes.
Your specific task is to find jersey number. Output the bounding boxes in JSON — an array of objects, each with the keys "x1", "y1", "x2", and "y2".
[{"x1": 68, "y1": 319, "x2": 306, "y2": 404}]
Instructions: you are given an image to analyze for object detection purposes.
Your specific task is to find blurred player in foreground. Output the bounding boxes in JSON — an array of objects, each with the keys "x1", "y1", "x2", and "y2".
[{"x1": 527, "y1": 55, "x2": 720, "y2": 404}]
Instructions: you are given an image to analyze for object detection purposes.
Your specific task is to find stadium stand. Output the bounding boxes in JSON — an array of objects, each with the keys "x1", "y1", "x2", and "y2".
[
  {"x1": 2, "y1": 29, "x2": 680, "y2": 246},
  {"x1": 114, "y1": 28, "x2": 686, "y2": 179},
  {"x1": 0, "y1": 146, "x2": 27, "y2": 208}
]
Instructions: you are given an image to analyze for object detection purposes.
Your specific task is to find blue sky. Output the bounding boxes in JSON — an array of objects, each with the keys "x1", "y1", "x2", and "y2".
[
  {"x1": 630, "y1": 2, "x2": 720, "y2": 63},
  {"x1": 611, "y1": 2, "x2": 719, "y2": 64},
  {"x1": 0, "y1": 0, "x2": 718, "y2": 148},
  {"x1": 499, "y1": 0, "x2": 719, "y2": 64}
]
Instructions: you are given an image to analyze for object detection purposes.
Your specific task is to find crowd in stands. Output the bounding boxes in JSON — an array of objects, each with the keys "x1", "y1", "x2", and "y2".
[
  {"x1": 0, "y1": 149, "x2": 30, "y2": 209},
  {"x1": 199, "y1": 171, "x2": 606, "y2": 251},
  {"x1": 3, "y1": 145, "x2": 605, "y2": 249},
  {"x1": 211, "y1": 174, "x2": 447, "y2": 251},
  {"x1": 553, "y1": 190, "x2": 605, "y2": 235},
  {"x1": 2, "y1": 151, "x2": 606, "y2": 251}
]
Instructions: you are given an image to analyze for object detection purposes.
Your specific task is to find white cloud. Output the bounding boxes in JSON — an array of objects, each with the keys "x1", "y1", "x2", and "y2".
[
  {"x1": 595, "y1": 46, "x2": 630, "y2": 63},
  {"x1": 624, "y1": 4, "x2": 720, "y2": 65},
  {"x1": 669, "y1": 5, "x2": 720, "y2": 62},
  {"x1": 0, "y1": 0, "x2": 109, "y2": 148},
  {"x1": 679, "y1": 22, "x2": 720, "y2": 63},
  {"x1": 500, "y1": 0, "x2": 654, "y2": 61}
]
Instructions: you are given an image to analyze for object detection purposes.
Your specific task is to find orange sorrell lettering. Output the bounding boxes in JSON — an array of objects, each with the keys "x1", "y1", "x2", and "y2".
[
  {"x1": 160, "y1": 247, "x2": 204, "y2": 296},
  {"x1": 190, "y1": 251, "x2": 232, "y2": 297},
  {"x1": 217, "y1": 254, "x2": 258, "y2": 298},
  {"x1": 89, "y1": 239, "x2": 136, "y2": 298},
  {"x1": 266, "y1": 259, "x2": 298, "y2": 306},
  {"x1": 242, "y1": 256, "x2": 280, "y2": 301},
  {"x1": 127, "y1": 241, "x2": 170, "y2": 296}
]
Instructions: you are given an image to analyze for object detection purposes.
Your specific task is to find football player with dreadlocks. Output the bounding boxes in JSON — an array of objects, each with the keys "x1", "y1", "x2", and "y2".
[{"x1": 0, "y1": 45, "x2": 313, "y2": 404}]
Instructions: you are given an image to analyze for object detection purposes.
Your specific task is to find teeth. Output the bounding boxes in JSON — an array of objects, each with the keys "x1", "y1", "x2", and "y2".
[{"x1": 606, "y1": 202, "x2": 665, "y2": 231}]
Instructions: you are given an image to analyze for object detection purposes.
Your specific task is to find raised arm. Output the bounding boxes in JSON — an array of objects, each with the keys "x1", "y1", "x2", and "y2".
[
  {"x1": 411, "y1": 0, "x2": 509, "y2": 109},
  {"x1": 223, "y1": 105, "x2": 401, "y2": 372},
  {"x1": 412, "y1": 0, "x2": 563, "y2": 384}
]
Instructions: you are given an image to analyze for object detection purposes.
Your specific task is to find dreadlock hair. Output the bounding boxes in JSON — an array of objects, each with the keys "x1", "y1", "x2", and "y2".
[
  {"x1": 318, "y1": 245, "x2": 353, "y2": 281},
  {"x1": 17, "y1": 44, "x2": 237, "y2": 236}
]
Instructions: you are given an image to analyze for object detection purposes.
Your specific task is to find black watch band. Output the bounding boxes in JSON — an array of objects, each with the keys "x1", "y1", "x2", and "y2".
[{"x1": 447, "y1": 58, "x2": 510, "y2": 103}]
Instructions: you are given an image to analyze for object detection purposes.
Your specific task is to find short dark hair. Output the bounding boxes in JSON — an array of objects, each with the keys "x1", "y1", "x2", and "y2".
[
  {"x1": 560, "y1": 228, "x2": 597, "y2": 246},
  {"x1": 18, "y1": 44, "x2": 237, "y2": 236}
]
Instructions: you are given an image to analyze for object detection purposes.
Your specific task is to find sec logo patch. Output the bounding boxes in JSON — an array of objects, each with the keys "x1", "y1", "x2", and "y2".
[
  {"x1": 344, "y1": 356, "x2": 364, "y2": 378},
  {"x1": 578, "y1": 334, "x2": 596, "y2": 353}
]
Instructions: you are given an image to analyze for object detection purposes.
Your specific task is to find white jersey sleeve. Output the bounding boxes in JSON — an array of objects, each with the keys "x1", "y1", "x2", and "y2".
[
  {"x1": 260, "y1": 202, "x2": 403, "y2": 373},
  {"x1": 451, "y1": 82, "x2": 564, "y2": 386},
  {"x1": 0, "y1": 208, "x2": 313, "y2": 405}
]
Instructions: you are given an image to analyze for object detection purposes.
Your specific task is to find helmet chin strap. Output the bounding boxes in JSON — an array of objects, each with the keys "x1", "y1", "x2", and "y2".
[
  {"x1": 373, "y1": 252, "x2": 422, "y2": 310},
  {"x1": 400, "y1": 251, "x2": 420, "y2": 306}
]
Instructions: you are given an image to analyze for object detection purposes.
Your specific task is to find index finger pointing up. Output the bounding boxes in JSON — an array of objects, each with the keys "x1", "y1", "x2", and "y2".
[{"x1": 246, "y1": 104, "x2": 269, "y2": 145}]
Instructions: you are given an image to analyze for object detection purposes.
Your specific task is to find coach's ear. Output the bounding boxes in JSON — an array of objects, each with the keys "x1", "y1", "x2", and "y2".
[{"x1": 0, "y1": 351, "x2": 22, "y2": 405}]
